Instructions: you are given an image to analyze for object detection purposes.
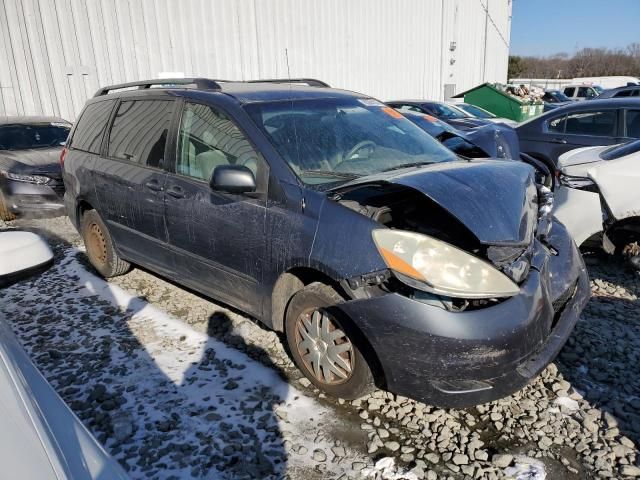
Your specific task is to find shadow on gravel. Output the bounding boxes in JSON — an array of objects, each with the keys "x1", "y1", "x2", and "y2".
[
  {"x1": 557, "y1": 254, "x2": 640, "y2": 446},
  {"x1": 1, "y1": 224, "x2": 289, "y2": 479}
]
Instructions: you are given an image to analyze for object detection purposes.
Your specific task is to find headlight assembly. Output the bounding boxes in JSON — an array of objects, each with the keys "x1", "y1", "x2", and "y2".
[
  {"x1": 372, "y1": 229, "x2": 520, "y2": 299},
  {"x1": 559, "y1": 173, "x2": 596, "y2": 190},
  {"x1": 1, "y1": 170, "x2": 50, "y2": 185}
]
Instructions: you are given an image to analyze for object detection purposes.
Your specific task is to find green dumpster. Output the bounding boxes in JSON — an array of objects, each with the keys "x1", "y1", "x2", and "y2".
[{"x1": 452, "y1": 83, "x2": 544, "y2": 122}]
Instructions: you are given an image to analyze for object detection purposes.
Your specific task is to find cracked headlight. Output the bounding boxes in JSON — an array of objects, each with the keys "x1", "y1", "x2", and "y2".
[
  {"x1": 1, "y1": 170, "x2": 50, "y2": 185},
  {"x1": 372, "y1": 229, "x2": 520, "y2": 299}
]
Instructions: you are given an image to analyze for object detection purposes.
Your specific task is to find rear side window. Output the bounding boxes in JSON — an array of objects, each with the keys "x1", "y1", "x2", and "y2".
[
  {"x1": 565, "y1": 111, "x2": 616, "y2": 136},
  {"x1": 108, "y1": 100, "x2": 175, "y2": 167},
  {"x1": 614, "y1": 90, "x2": 632, "y2": 98},
  {"x1": 71, "y1": 100, "x2": 114, "y2": 154},
  {"x1": 564, "y1": 87, "x2": 575, "y2": 97}
]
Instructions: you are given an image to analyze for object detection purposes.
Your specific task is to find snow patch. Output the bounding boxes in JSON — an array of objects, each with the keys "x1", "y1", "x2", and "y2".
[{"x1": 504, "y1": 456, "x2": 546, "y2": 480}]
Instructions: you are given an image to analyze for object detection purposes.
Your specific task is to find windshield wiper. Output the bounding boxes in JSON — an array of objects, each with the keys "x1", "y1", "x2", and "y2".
[
  {"x1": 381, "y1": 162, "x2": 433, "y2": 172},
  {"x1": 299, "y1": 169, "x2": 360, "y2": 179}
]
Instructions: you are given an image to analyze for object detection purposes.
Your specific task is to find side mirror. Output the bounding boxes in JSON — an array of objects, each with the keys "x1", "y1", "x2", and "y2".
[{"x1": 210, "y1": 164, "x2": 256, "y2": 193}]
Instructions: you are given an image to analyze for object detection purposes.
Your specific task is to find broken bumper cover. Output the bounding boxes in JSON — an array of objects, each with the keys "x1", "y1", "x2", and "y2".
[
  {"x1": 336, "y1": 221, "x2": 590, "y2": 408},
  {"x1": 3, "y1": 178, "x2": 65, "y2": 217}
]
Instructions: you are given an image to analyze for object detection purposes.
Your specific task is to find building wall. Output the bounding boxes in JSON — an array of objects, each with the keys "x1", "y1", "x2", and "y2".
[{"x1": 0, "y1": 0, "x2": 512, "y2": 121}]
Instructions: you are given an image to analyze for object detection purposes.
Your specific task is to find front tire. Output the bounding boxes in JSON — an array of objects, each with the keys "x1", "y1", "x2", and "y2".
[
  {"x1": 81, "y1": 210, "x2": 130, "y2": 278},
  {"x1": 285, "y1": 282, "x2": 374, "y2": 399}
]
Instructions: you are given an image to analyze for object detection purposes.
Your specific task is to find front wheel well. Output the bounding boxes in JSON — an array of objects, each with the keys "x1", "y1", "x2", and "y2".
[
  {"x1": 270, "y1": 268, "x2": 388, "y2": 389},
  {"x1": 270, "y1": 267, "x2": 344, "y2": 332}
]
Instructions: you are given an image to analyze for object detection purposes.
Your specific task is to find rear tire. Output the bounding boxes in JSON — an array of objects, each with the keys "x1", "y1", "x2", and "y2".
[
  {"x1": 0, "y1": 189, "x2": 16, "y2": 221},
  {"x1": 81, "y1": 210, "x2": 130, "y2": 278},
  {"x1": 285, "y1": 282, "x2": 374, "y2": 400}
]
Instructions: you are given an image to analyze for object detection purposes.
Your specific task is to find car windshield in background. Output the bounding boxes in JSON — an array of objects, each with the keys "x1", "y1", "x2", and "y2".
[
  {"x1": 245, "y1": 98, "x2": 457, "y2": 186},
  {"x1": 459, "y1": 104, "x2": 496, "y2": 119},
  {"x1": 594, "y1": 86, "x2": 604, "y2": 94},
  {"x1": 428, "y1": 103, "x2": 470, "y2": 119},
  {"x1": 600, "y1": 139, "x2": 640, "y2": 160},
  {"x1": 546, "y1": 91, "x2": 571, "y2": 102},
  {"x1": 0, "y1": 124, "x2": 70, "y2": 150}
]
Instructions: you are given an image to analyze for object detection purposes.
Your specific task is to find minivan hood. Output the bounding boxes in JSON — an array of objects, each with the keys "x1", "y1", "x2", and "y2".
[
  {"x1": 333, "y1": 160, "x2": 538, "y2": 246},
  {"x1": 557, "y1": 145, "x2": 607, "y2": 169},
  {"x1": 0, "y1": 148, "x2": 63, "y2": 176}
]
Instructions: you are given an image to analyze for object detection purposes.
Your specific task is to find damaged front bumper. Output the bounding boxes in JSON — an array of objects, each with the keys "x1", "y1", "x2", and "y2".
[{"x1": 336, "y1": 221, "x2": 590, "y2": 408}]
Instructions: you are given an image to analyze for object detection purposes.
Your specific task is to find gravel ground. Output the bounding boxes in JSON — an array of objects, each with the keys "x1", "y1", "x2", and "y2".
[{"x1": 2, "y1": 215, "x2": 639, "y2": 479}]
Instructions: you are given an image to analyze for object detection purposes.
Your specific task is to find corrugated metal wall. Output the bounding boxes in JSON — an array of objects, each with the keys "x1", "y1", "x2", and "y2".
[{"x1": 0, "y1": 0, "x2": 511, "y2": 121}]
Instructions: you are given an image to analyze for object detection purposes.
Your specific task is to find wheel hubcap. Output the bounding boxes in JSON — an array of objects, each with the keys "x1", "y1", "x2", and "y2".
[
  {"x1": 87, "y1": 223, "x2": 108, "y2": 267},
  {"x1": 295, "y1": 309, "x2": 354, "y2": 385}
]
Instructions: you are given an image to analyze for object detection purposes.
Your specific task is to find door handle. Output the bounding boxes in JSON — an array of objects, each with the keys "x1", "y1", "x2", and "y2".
[
  {"x1": 166, "y1": 186, "x2": 185, "y2": 199},
  {"x1": 550, "y1": 138, "x2": 567, "y2": 144},
  {"x1": 145, "y1": 180, "x2": 163, "y2": 191}
]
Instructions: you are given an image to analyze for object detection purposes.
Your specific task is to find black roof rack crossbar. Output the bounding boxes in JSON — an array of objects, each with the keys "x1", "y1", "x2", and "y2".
[
  {"x1": 93, "y1": 78, "x2": 223, "y2": 97},
  {"x1": 244, "y1": 78, "x2": 330, "y2": 88}
]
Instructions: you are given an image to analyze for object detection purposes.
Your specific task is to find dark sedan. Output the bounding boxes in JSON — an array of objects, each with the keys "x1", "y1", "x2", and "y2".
[
  {"x1": 386, "y1": 100, "x2": 495, "y2": 130},
  {"x1": 597, "y1": 85, "x2": 640, "y2": 99},
  {"x1": 0, "y1": 116, "x2": 70, "y2": 220},
  {"x1": 516, "y1": 98, "x2": 640, "y2": 169},
  {"x1": 400, "y1": 111, "x2": 520, "y2": 160}
]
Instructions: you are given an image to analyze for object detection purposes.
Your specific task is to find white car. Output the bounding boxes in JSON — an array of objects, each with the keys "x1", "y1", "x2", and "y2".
[
  {"x1": 553, "y1": 140, "x2": 640, "y2": 269},
  {"x1": 0, "y1": 230, "x2": 129, "y2": 478}
]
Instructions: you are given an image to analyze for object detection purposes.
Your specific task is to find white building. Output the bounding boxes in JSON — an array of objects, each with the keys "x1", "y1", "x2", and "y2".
[{"x1": 0, "y1": 0, "x2": 512, "y2": 121}]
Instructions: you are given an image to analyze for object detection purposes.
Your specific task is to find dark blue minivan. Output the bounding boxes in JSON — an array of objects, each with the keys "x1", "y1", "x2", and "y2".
[{"x1": 63, "y1": 78, "x2": 589, "y2": 407}]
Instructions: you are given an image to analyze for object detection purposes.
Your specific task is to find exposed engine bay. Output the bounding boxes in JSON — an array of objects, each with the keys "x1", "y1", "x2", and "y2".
[{"x1": 332, "y1": 178, "x2": 550, "y2": 312}]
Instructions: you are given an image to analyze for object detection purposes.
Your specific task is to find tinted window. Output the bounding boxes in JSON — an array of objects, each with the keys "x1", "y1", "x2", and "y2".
[
  {"x1": 177, "y1": 102, "x2": 260, "y2": 182},
  {"x1": 614, "y1": 90, "x2": 632, "y2": 97},
  {"x1": 564, "y1": 87, "x2": 575, "y2": 97},
  {"x1": 625, "y1": 110, "x2": 640, "y2": 138},
  {"x1": 633, "y1": 90, "x2": 640, "y2": 97},
  {"x1": 71, "y1": 101, "x2": 114, "y2": 154},
  {"x1": 565, "y1": 111, "x2": 616, "y2": 136},
  {"x1": 108, "y1": 100, "x2": 175, "y2": 167},
  {"x1": 0, "y1": 123, "x2": 70, "y2": 150},
  {"x1": 547, "y1": 115, "x2": 566, "y2": 133}
]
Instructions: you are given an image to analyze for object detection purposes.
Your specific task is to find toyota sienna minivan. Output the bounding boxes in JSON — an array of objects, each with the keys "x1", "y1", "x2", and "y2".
[{"x1": 62, "y1": 78, "x2": 589, "y2": 407}]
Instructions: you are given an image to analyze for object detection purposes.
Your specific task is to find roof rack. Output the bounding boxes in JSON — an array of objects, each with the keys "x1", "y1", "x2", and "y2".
[
  {"x1": 244, "y1": 78, "x2": 330, "y2": 88},
  {"x1": 93, "y1": 78, "x2": 223, "y2": 97},
  {"x1": 93, "y1": 77, "x2": 330, "y2": 97}
]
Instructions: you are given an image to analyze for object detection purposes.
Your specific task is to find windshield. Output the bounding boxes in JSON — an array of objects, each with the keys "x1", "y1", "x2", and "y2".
[
  {"x1": 593, "y1": 85, "x2": 604, "y2": 94},
  {"x1": 0, "y1": 123, "x2": 70, "y2": 150},
  {"x1": 245, "y1": 98, "x2": 457, "y2": 186},
  {"x1": 458, "y1": 104, "x2": 496, "y2": 119},
  {"x1": 546, "y1": 91, "x2": 571, "y2": 102},
  {"x1": 427, "y1": 102, "x2": 470, "y2": 119},
  {"x1": 600, "y1": 139, "x2": 640, "y2": 160}
]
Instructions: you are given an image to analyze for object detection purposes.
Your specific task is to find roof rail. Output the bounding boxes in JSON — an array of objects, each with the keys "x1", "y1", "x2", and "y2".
[
  {"x1": 244, "y1": 78, "x2": 330, "y2": 88},
  {"x1": 93, "y1": 78, "x2": 222, "y2": 97}
]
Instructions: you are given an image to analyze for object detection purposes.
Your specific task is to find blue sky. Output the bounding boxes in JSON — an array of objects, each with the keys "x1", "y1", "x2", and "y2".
[{"x1": 510, "y1": 0, "x2": 640, "y2": 57}]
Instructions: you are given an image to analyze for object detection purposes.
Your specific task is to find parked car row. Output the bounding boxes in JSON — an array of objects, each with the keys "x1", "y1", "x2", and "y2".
[{"x1": 2, "y1": 77, "x2": 637, "y2": 408}]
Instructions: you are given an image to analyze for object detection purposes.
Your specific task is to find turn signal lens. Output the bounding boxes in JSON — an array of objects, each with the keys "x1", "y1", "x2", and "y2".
[{"x1": 372, "y1": 229, "x2": 520, "y2": 299}]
